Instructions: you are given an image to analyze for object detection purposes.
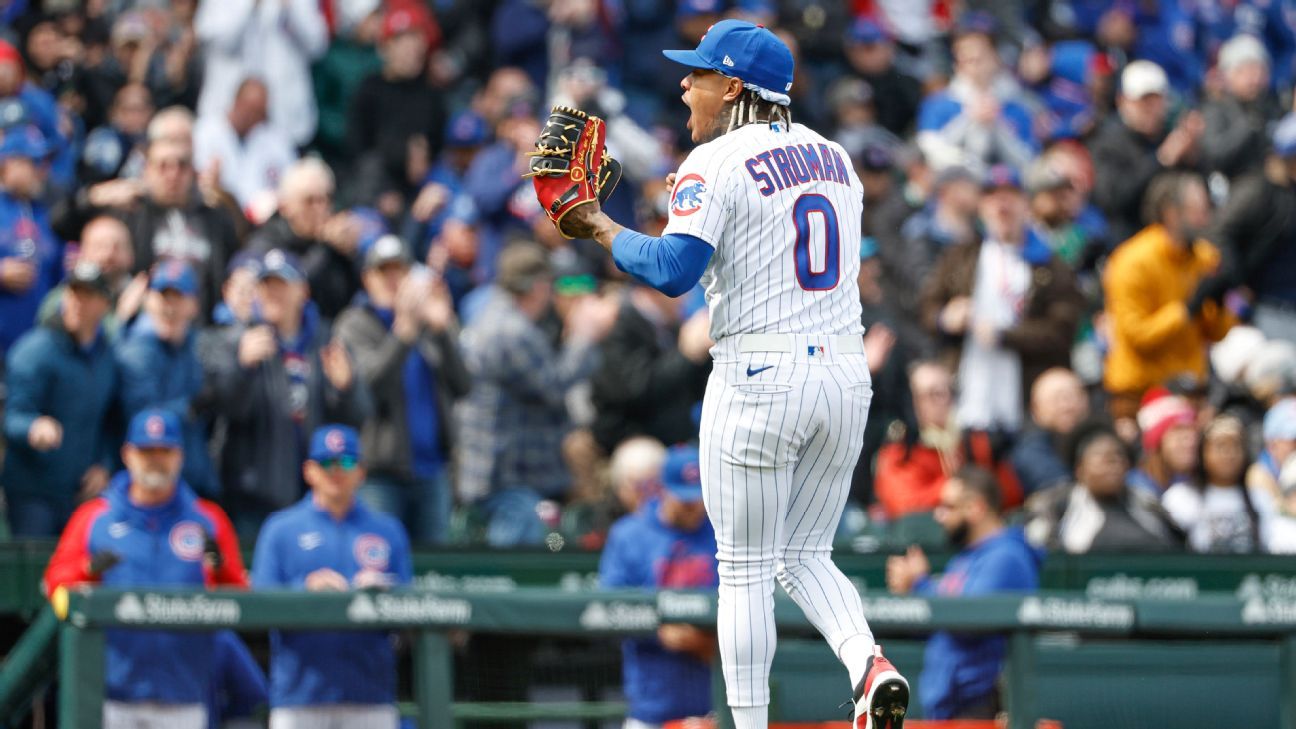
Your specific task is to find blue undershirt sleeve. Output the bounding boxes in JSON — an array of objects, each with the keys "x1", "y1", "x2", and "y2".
[{"x1": 610, "y1": 230, "x2": 714, "y2": 297}]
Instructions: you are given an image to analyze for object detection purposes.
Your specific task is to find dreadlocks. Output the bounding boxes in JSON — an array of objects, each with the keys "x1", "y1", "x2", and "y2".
[{"x1": 723, "y1": 89, "x2": 792, "y2": 134}]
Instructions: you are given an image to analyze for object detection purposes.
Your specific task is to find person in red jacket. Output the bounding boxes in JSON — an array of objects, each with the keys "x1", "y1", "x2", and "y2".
[{"x1": 44, "y1": 408, "x2": 246, "y2": 729}]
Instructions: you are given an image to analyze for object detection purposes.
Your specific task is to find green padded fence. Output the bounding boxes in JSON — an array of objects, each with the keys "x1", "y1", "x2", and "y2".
[{"x1": 30, "y1": 587, "x2": 1296, "y2": 729}]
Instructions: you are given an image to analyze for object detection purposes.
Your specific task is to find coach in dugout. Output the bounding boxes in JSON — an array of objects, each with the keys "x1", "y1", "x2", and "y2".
[
  {"x1": 43, "y1": 408, "x2": 248, "y2": 729},
  {"x1": 599, "y1": 444, "x2": 718, "y2": 729},
  {"x1": 252, "y1": 423, "x2": 412, "y2": 729}
]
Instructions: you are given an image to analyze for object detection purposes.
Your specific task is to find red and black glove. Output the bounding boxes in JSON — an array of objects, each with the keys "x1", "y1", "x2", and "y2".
[{"x1": 526, "y1": 106, "x2": 622, "y2": 238}]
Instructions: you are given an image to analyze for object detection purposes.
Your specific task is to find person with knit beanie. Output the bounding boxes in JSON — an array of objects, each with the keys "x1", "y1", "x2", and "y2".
[{"x1": 1129, "y1": 387, "x2": 1200, "y2": 494}]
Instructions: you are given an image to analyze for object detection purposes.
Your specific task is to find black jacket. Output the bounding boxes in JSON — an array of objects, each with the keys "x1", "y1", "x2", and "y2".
[
  {"x1": 1090, "y1": 118, "x2": 1169, "y2": 245},
  {"x1": 247, "y1": 215, "x2": 361, "y2": 322},
  {"x1": 589, "y1": 297, "x2": 710, "y2": 453},
  {"x1": 1206, "y1": 172, "x2": 1296, "y2": 304},
  {"x1": 346, "y1": 71, "x2": 447, "y2": 203}
]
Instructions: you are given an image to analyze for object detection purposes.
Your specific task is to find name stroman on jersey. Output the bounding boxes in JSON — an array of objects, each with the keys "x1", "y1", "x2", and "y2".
[{"x1": 664, "y1": 124, "x2": 864, "y2": 340}]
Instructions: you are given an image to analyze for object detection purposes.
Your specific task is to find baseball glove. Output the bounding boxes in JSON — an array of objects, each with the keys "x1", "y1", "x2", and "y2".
[{"x1": 525, "y1": 105, "x2": 623, "y2": 238}]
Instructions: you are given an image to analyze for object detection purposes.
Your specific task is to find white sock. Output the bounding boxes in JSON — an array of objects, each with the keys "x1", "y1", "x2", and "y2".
[
  {"x1": 839, "y1": 633, "x2": 877, "y2": 691},
  {"x1": 731, "y1": 705, "x2": 769, "y2": 729}
]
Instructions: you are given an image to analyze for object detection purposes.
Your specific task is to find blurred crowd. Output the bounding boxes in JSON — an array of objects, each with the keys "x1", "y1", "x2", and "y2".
[{"x1": 1, "y1": 0, "x2": 1296, "y2": 554}]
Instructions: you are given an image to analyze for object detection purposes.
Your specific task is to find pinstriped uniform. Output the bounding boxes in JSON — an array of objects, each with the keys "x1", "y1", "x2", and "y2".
[{"x1": 664, "y1": 122, "x2": 875, "y2": 708}]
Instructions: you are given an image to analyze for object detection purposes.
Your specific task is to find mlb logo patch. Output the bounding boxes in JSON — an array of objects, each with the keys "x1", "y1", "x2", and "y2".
[
  {"x1": 807, "y1": 345, "x2": 825, "y2": 357},
  {"x1": 671, "y1": 174, "x2": 707, "y2": 217},
  {"x1": 354, "y1": 534, "x2": 391, "y2": 571},
  {"x1": 169, "y1": 521, "x2": 206, "y2": 561}
]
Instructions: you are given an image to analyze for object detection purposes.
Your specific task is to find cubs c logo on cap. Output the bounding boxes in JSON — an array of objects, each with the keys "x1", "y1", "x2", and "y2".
[
  {"x1": 325, "y1": 429, "x2": 346, "y2": 454},
  {"x1": 671, "y1": 174, "x2": 707, "y2": 216},
  {"x1": 169, "y1": 522, "x2": 205, "y2": 562},
  {"x1": 681, "y1": 461, "x2": 701, "y2": 485},
  {"x1": 146, "y1": 415, "x2": 165, "y2": 439},
  {"x1": 354, "y1": 534, "x2": 390, "y2": 571}
]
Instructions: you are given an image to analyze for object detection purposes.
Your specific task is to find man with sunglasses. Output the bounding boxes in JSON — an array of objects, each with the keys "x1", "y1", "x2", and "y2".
[{"x1": 251, "y1": 423, "x2": 411, "y2": 729}]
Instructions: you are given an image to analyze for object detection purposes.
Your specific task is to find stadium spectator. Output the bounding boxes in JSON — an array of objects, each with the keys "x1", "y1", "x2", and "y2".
[
  {"x1": 194, "y1": 77, "x2": 299, "y2": 209},
  {"x1": 1102, "y1": 172, "x2": 1235, "y2": 421},
  {"x1": 0, "y1": 40, "x2": 71, "y2": 194},
  {"x1": 205, "y1": 249, "x2": 370, "y2": 536},
  {"x1": 886, "y1": 466, "x2": 1041, "y2": 719},
  {"x1": 890, "y1": 165, "x2": 981, "y2": 342},
  {"x1": 873, "y1": 360, "x2": 1022, "y2": 519},
  {"x1": 3, "y1": 262, "x2": 117, "y2": 537},
  {"x1": 599, "y1": 444, "x2": 718, "y2": 729},
  {"x1": 915, "y1": 20, "x2": 1037, "y2": 174},
  {"x1": 333, "y1": 235, "x2": 471, "y2": 545},
  {"x1": 37, "y1": 216, "x2": 141, "y2": 340},
  {"x1": 348, "y1": 3, "x2": 446, "y2": 218},
  {"x1": 69, "y1": 128, "x2": 242, "y2": 323},
  {"x1": 249, "y1": 159, "x2": 363, "y2": 321},
  {"x1": 457, "y1": 244, "x2": 617, "y2": 546},
  {"x1": 1025, "y1": 157, "x2": 1086, "y2": 266},
  {"x1": 115, "y1": 260, "x2": 219, "y2": 497},
  {"x1": 1205, "y1": 114, "x2": 1296, "y2": 344},
  {"x1": 310, "y1": 0, "x2": 384, "y2": 168},
  {"x1": 1129, "y1": 389, "x2": 1200, "y2": 495},
  {"x1": 1202, "y1": 35, "x2": 1281, "y2": 182},
  {"x1": 42, "y1": 408, "x2": 247, "y2": 729},
  {"x1": 78, "y1": 12, "x2": 154, "y2": 133},
  {"x1": 1090, "y1": 61, "x2": 1202, "y2": 244},
  {"x1": 842, "y1": 19, "x2": 922, "y2": 137},
  {"x1": 210, "y1": 252, "x2": 262, "y2": 330},
  {"x1": 251, "y1": 424, "x2": 411, "y2": 729},
  {"x1": 588, "y1": 283, "x2": 711, "y2": 455},
  {"x1": 857, "y1": 147, "x2": 916, "y2": 314},
  {"x1": 1250, "y1": 398, "x2": 1296, "y2": 513},
  {"x1": 608, "y1": 436, "x2": 667, "y2": 516},
  {"x1": 462, "y1": 110, "x2": 545, "y2": 281},
  {"x1": 1162, "y1": 414, "x2": 1264, "y2": 553},
  {"x1": 80, "y1": 82, "x2": 153, "y2": 186},
  {"x1": 195, "y1": 0, "x2": 329, "y2": 147},
  {"x1": 1267, "y1": 455, "x2": 1296, "y2": 553},
  {"x1": 1025, "y1": 420, "x2": 1185, "y2": 553},
  {"x1": 1012, "y1": 368, "x2": 1091, "y2": 495},
  {"x1": 0, "y1": 125, "x2": 62, "y2": 363},
  {"x1": 921, "y1": 164, "x2": 1083, "y2": 433}
]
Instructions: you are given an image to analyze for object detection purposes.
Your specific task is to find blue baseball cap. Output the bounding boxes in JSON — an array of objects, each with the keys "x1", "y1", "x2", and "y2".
[
  {"x1": 309, "y1": 424, "x2": 362, "y2": 463},
  {"x1": 663, "y1": 19, "x2": 795, "y2": 106},
  {"x1": 983, "y1": 164, "x2": 1023, "y2": 192},
  {"x1": 127, "y1": 408, "x2": 183, "y2": 449},
  {"x1": 150, "y1": 260, "x2": 197, "y2": 295},
  {"x1": 1274, "y1": 114, "x2": 1296, "y2": 158},
  {"x1": 0, "y1": 125, "x2": 49, "y2": 161},
  {"x1": 445, "y1": 110, "x2": 488, "y2": 148},
  {"x1": 259, "y1": 249, "x2": 305, "y2": 283},
  {"x1": 846, "y1": 18, "x2": 887, "y2": 45},
  {"x1": 661, "y1": 444, "x2": 703, "y2": 502}
]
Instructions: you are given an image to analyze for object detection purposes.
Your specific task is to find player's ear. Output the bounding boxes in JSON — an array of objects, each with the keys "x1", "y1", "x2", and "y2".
[{"x1": 723, "y1": 77, "x2": 745, "y2": 101}]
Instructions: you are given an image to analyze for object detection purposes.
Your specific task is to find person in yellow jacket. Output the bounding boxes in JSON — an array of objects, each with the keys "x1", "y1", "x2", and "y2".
[{"x1": 1103, "y1": 171, "x2": 1236, "y2": 422}]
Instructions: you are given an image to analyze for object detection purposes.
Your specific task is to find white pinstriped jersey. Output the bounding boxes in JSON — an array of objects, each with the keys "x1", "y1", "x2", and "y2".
[{"x1": 663, "y1": 122, "x2": 864, "y2": 340}]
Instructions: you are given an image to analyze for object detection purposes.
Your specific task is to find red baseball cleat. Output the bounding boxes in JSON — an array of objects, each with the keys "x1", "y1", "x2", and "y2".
[{"x1": 852, "y1": 645, "x2": 909, "y2": 729}]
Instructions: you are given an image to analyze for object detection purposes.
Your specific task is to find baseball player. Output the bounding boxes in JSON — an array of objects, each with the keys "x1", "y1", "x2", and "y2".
[
  {"x1": 528, "y1": 18, "x2": 909, "y2": 729},
  {"x1": 251, "y1": 424, "x2": 412, "y2": 729}
]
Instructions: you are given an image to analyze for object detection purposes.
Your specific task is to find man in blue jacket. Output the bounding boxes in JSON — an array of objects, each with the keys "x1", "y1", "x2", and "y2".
[
  {"x1": 599, "y1": 444, "x2": 718, "y2": 729},
  {"x1": 252, "y1": 424, "x2": 412, "y2": 729},
  {"x1": 0, "y1": 125, "x2": 63, "y2": 364},
  {"x1": 3, "y1": 261, "x2": 117, "y2": 536},
  {"x1": 43, "y1": 408, "x2": 248, "y2": 729},
  {"x1": 886, "y1": 466, "x2": 1041, "y2": 720},
  {"x1": 117, "y1": 259, "x2": 219, "y2": 496}
]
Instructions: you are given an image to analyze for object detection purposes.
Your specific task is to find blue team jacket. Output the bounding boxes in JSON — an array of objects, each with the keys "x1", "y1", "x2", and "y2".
[
  {"x1": 42, "y1": 472, "x2": 248, "y2": 704},
  {"x1": 914, "y1": 527, "x2": 1042, "y2": 718},
  {"x1": 0, "y1": 190, "x2": 62, "y2": 356},
  {"x1": 251, "y1": 495, "x2": 412, "y2": 707},
  {"x1": 598, "y1": 499, "x2": 718, "y2": 724}
]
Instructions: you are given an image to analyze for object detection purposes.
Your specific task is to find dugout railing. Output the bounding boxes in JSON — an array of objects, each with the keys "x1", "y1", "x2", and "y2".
[{"x1": 9, "y1": 586, "x2": 1296, "y2": 729}]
